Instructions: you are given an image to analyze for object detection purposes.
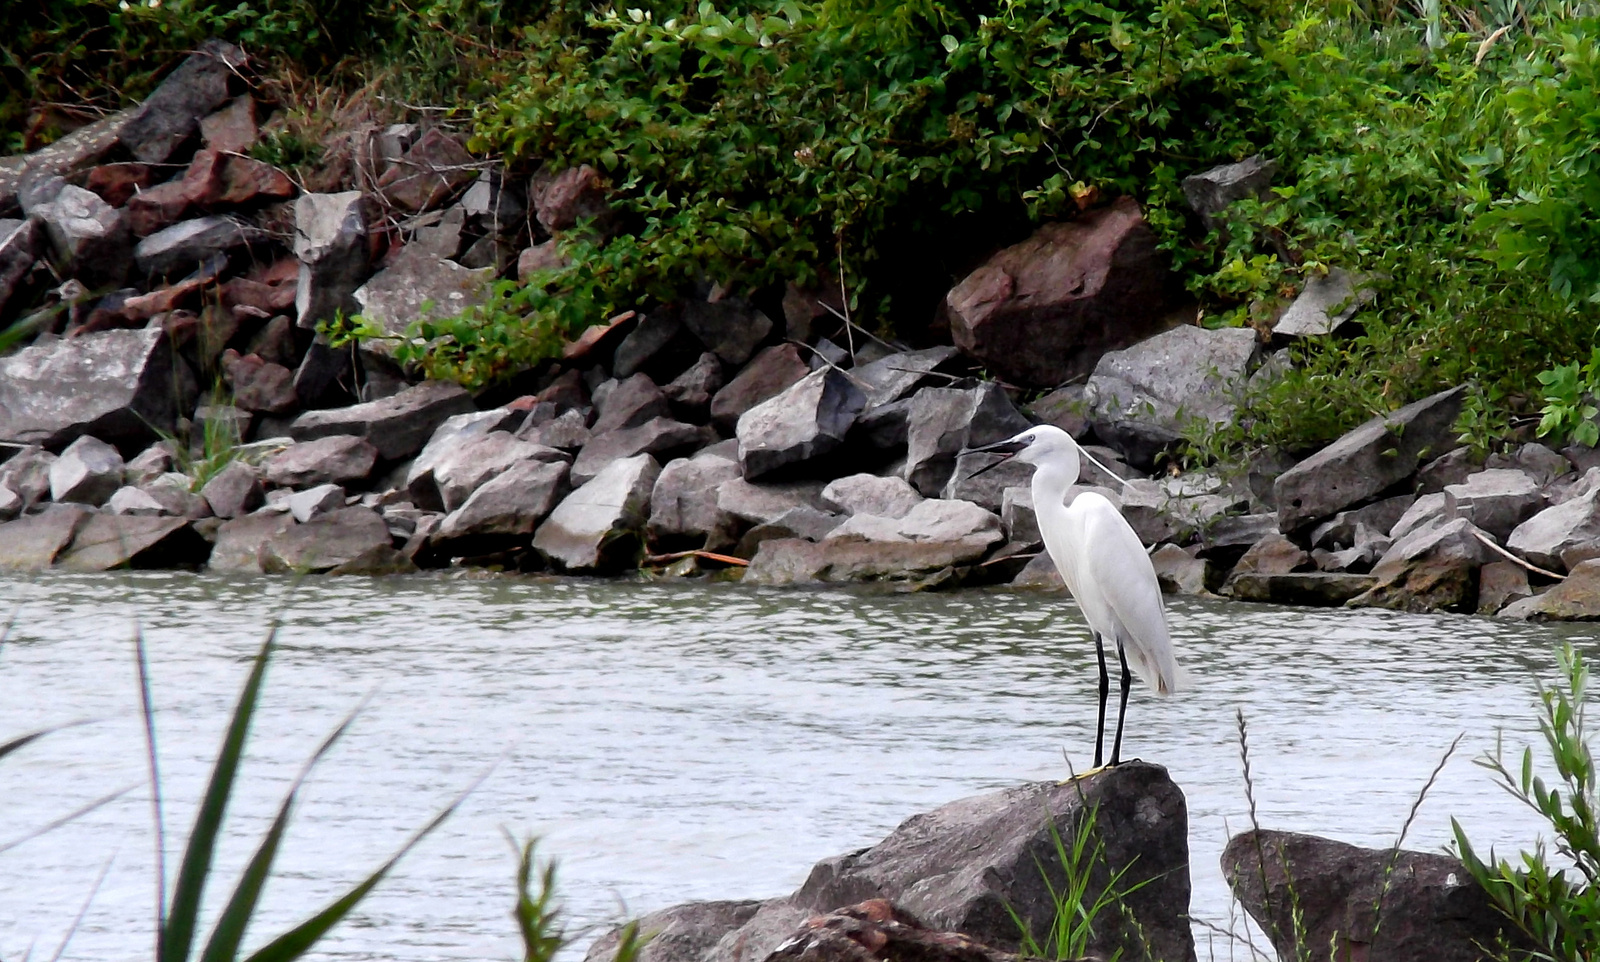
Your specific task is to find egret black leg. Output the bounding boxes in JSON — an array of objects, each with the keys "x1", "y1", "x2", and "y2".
[
  {"x1": 1093, "y1": 632, "x2": 1110, "y2": 769},
  {"x1": 1110, "y1": 644, "x2": 1132, "y2": 766}
]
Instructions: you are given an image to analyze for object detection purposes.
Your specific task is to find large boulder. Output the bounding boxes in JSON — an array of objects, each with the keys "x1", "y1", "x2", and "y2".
[
  {"x1": 2, "y1": 109, "x2": 138, "y2": 217},
  {"x1": 717, "y1": 478, "x2": 829, "y2": 527},
  {"x1": 737, "y1": 370, "x2": 867, "y2": 481},
  {"x1": 0, "y1": 505, "x2": 93, "y2": 571},
  {"x1": 1507, "y1": 483, "x2": 1600, "y2": 571},
  {"x1": 709, "y1": 344, "x2": 810, "y2": 431},
  {"x1": 1348, "y1": 517, "x2": 1495, "y2": 612},
  {"x1": 289, "y1": 381, "x2": 476, "y2": 462},
  {"x1": 1086, "y1": 326, "x2": 1259, "y2": 469},
  {"x1": 820, "y1": 474, "x2": 924, "y2": 519},
  {"x1": 1442, "y1": 469, "x2": 1545, "y2": 541},
  {"x1": 56, "y1": 514, "x2": 210, "y2": 571},
  {"x1": 1310, "y1": 495, "x2": 1415, "y2": 549},
  {"x1": 903, "y1": 384, "x2": 1030, "y2": 497},
  {"x1": 262, "y1": 435, "x2": 379, "y2": 488},
  {"x1": 0, "y1": 328, "x2": 194, "y2": 451},
  {"x1": 33, "y1": 184, "x2": 131, "y2": 287},
  {"x1": 352, "y1": 245, "x2": 492, "y2": 353},
  {"x1": 647, "y1": 451, "x2": 746, "y2": 551},
  {"x1": 532, "y1": 454, "x2": 661, "y2": 571},
  {"x1": 206, "y1": 511, "x2": 296, "y2": 573},
  {"x1": 134, "y1": 215, "x2": 268, "y2": 279},
  {"x1": 748, "y1": 500, "x2": 1002, "y2": 585},
  {"x1": 118, "y1": 41, "x2": 246, "y2": 164},
  {"x1": 424, "y1": 432, "x2": 565, "y2": 511},
  {"x1": 945, "y1": 197, "x2": 1184, "y2": 389},
  {"x1": 850, "y1": 347, "x2": 961, "y2": 411},
  {"x1": 294, "y1": 191, "x2": 374, "y2": 329},
  {"x1": 759, "y1": 901, "x2": 1015, "y2": 962},
  {"x1": 592, "y1": 373, "x2": 671, "y2": 435},
  {"x1": 48, "y1": 435, "x2": 126, "y2": 506},
  {"x1": 432, "y1": 459, "x2": 571, "y2": 556},
  {"x1": 405, "y1": 406, "x2": 527, "y2": 509},
  {"x1": 1499, "y1": 559, "x2": 1600, "y2": 620},
  {"x1": 1223, "y1": 829, "x2": 1530, "y2": 962},
  {"x1": 258, "y1": 506, "x2": 395, "y2": 573},
  {"x1": 1274, "y1": 385, "x2": 1467, "y2": 532}
]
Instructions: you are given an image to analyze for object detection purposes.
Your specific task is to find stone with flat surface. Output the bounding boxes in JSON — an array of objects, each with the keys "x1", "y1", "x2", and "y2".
[
  {"x1": 56, "y1": 514, "x2": 208, "y2": 570},
  {"x1": 258, "y1": 506, "x2": 393, "y2": 573},
  {"x1": 290, "y1": 381, "x2": 476, "y2": 461},
  {"x1": 0, "y1": 506, "x2": 92, "y2": 571},
  {"x1": 532, "y1": 454, "x2": 660, "y2": 572}
]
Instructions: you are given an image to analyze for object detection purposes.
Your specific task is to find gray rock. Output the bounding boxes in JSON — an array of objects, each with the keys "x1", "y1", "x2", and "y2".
[
  {"x1": 682, "y1": 297, "x2": 773, "y2": 365},
  {"x1": 293, "y1": 191, "x2": 374, "y2": 329},
  {"x1": 1312, "y1": 524, "x2": 1391, "y2": 574},
  {"x1": 1011, "y1": 551, "x2": 1064, "y2": 588},
  {"x1": 1230, "y1": 533, "x2": 1312, "y2": 576},
  {"x1": 56, "y1": 514, "x2": 209, "y2": 571},
  {"x1": 199, "y1": 459, "x2": 264, "y2": 518},
  {"x1": 0, "y1": 505, "x2": 93, "y2": 571},
  {"x1": 286, "y1": 483, "x2": 346, "y2": 523},
  {"x1": 1023, "y1": 384, "x2": 1091, "y2": 439},
  {"x1": 1150, "y1": 544, "x2": 1214, "y2": 596},
  {"x1": 737, "y1": 370, "x2": 867, "y2": 481},
  {"x1": 1443, "y1": 469, "x2": 1545, "y2": 541},
  {"x1": 1224, "y1": 829, "x2": 1533, "y2": 962},
  {"x1": 1350, "y1": 517, "x2": 1496, "y2": 613},
  {"x1": 1086, "y1": 325, "x2": 1258, "y2": 469},
  {"x1": 1274, "y1": 385, "x2": 1467, "y2": 532},
  {"x1": 583, "y1": 901, "x2": 764, "y2": 962},
  {"x1": 1389, "y1": 492, "x2": 1453, "y2": 541},
  {"x1": 262, "y1": 435, "x2": 379, "y2": 488},
  {"x1": 850, "y1": 346, "x2": 960, "y2": 411},
  {"x1": 0, "y1": 218, "x2": 40, "y2": 316},
  {"x1": 647, "y1": 452, "x2": 746, "y2": 552},
  {"x1": 851, "y1": 397, "x2": 913, "y2": 452},
  {"x1": 140, "y1": 472, "x2": 211, "y2": 519},
  {"x1": 1415, "y1": 447, "x2": 1482, "y2": 494},
  {"x1": 1182, "y1": 155, "x2": 1276, "y2": 226},
  {"x1": 1272, "y1": 268, "x2": 1376, "y2": 338},
  {"x1": 736, "y1": 506, "x2": 844, "y2": 556},
  {"x1": 134, "y1": 216, "x2": 267, "y2": 279},
  {"x1": 207, "y1": 511, "x2": 296, "y2": 573},
  {"x1": 118, "y1": 41, "x2": 246, "y2": 163},
  {"x1": 292, "y1": 336, "x2": 356, "y2": 410},
  {"x1": 290, "y1": 381, "x2": 476, "y2": 461},
  {"x1": 1226, "y1": 572, "x2": 1378, "y2": 607},
  {"x1": 1506, "y1": 486, "x2": 1600, "y2": 570},
  {"x1": 942, "y1": 452, "x2": 1036, "y2": 514},
  {"x1": 33, "y1": 185, "x2": 130, "y2": 287},
  {"x1": 1201, "y1": 513, "x2": 1280, "y2": 550},
  {"x1": 257, "y1": 506, "x2": 393, "y2": 573},
  {"x1": 406, "y1": 407, "x2": 529, "y2": 508},
  {"x1": 1487, "y1": 442, "x2": 1573, "y2": 487},
  {"x1": 123, "y1": 443, "x2": 176, "y2": 487},
  {"x1": 662, "y1": 352, "x2": 725, "y2": 419},
  {"x1": 716, "y1": 478, "x2": 827, "y2": 526},
  {"x1": 820, "y1": 474, "x2": 924, "y2": 519},
  {"x1": 571, "y1": 418, "x2": 713, "y2": 486},
  {"x1": 352, "y1": 245, "x2": 491, "y2": 354},
  {"x1": 1311, "y1": 494, "x2": 1416, "y2": 549},
  {"x1": 1119, "y1": 478, "x2": 1247, "y2": 546},
  {"x1": 904, "y1": 383, "x2": 1030, "y2": 496},
  {"x1": 48, "y1": 435, "x2": 124, "y2": 505},
  {"x1": 709, "y1": 344, "x2": 810, "y2": 431},
  {"x1": 532, "y1": 454, "x2": 660, "y2": 572},
  {"x1": 592, "y1": 373, "x2": 670, "y2": 435},
  {"x1": 519, "y1": 408, "x2": 592, "y2": 451},
  {"x1": 1477, "y1": 560, "x2": 1533, "y2": 615},
  {"x1": 613, "y1": 312, "x2": 684, "y2": 378},
  {"x1": 434, "y1": 459, "x2": 571, "y2": 551},
  {"x1": 1000, "y1": 487, "x2": 1038, "y2": 543},
  {"x1": 459, "y1": 169, "x2": 525, "y2": 232},
  {"x1": 432, "y1": 432, "x2": 565, "y2": 510},
  {"x1": 1499, "y1": 559, "x2": 1600, "y2": 621},
  {"x1": 1, "y1": 109, "x2": 137, "y2": 216},
  {"x1": 0, "y1": 485, "x2": 22, "y2": 521},
  {"x1": 0, "y1": 446, "x2": 56, "y2": 507},
  {"x1": 825, "y1": 498, "x2": 1002, "y2": 547}
]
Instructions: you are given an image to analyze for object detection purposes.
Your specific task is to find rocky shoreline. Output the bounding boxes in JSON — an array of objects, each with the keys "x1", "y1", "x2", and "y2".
[{"x1": 3, "y1": 42, "x2": 1600, "y2": 621}]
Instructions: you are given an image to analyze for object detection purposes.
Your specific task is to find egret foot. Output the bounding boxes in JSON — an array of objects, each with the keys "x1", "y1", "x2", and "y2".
[{"x1": 1061, "y1": 764, "x2": 1111, "y2": 783}]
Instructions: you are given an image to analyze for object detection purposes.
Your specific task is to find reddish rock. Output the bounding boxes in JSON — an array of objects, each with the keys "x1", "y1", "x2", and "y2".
[
  {"x1": 248, "y1": 256, "x2": 300, "y2": 287},
  {"x1": 535, "y1": 369, "x2": 589, "y2": 412},
  {"x1": 710, "y1": 343, "x2": 810, "y2": 430},
  {"x1": 377, "y1": 128, "x2": 477, "y2": 211},
  {"x1": 183, "y1": 149, "x2": 295, "y2": 208},
  {"x1": 222, "y1": 276, "x2": 296, "y2": 316},
  {"x1": 85, "y1": 163, "x2": 154, "y2": 207},
  {"x1": 562, "y1": 311, "x2": 637, "y2": 364},
  {"x1": 199, "y1": 95, "x2": 258, "y2": 154},
  {"x1": 535, "y1": 164, "x2": 610, "y2": 233},
  {"x1": 246, "y1": 314, "x2": 299, "y2": 368},
  {"x1": 127, "y1": 180, "x2": 193, "y2": 237},
  {"x1": 517, "y1": 239, "x2": 569, "y2": 281},
  {"x1": 223, "y1": 350, "x2": 299, "y2": 414},
  {"x1": 945, "y1": 196, "x2": 1184, "y2": 389}
]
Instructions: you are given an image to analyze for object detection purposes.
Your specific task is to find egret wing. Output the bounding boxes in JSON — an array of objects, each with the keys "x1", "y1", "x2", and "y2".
[{"x1": 1074, "y1": 495, "x2": 1181, "y2": 694}]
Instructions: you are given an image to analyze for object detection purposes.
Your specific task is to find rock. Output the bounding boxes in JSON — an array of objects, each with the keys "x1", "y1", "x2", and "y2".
[
  {"x1": 1022, "y1": 385, "x2": 1090, "y2": 439},
  {"x1": 293, "y1": 191, "x2": 374, "y2": 329},
  {"x1": 1500, "y1": 559, "x2": 1600, "y2": 620},
  {"x1": 433, "y1": 459, "x2": 571, "y2": 553},
  {"x1": 222, "y1": 350, "x2": 298, "y2": 414},
  {"x1": 717, "y1": 478, "x2": 828, "y2": 526},
  {"x1": 56, "y1": 514, "x2": 209, "y2": 571},
  {"x1": 1010, "y1": 551, "x2": 1064, "y2": 588},
  {"x1": 535, "y1": 164, "x2": 609, "y2": 232},
  {"x1": 520, "y1": 408, "x2": 592, "y2": 451},
  {"x1": 1388, "y1": 492, "x2": 1452, "y2": 541},
  {"x1": 1272, "y1": 269, "x2": 1376, "y2": 339},
  {"x1": 941, "y1": 453, "x2": 1036, "y2": 514},
  {"x1": 0, "y1": 505, "x2": 92, "y2": 571},
  {"x1": 125, "y1": 180, "x2": 191, "y2": 237},
  {"x1": 1000, "y1": 487, "x2": 1038, "y2": 544},
  {"x1": 1200, "y1": 513, "x2": 1279, "y2": 551},
  {"x1": 1086, "y1": 326, "x2": 1259, "y2": 469},
  {"x1": 663, "y1": 352, "x2": 725, "y2": 419},
  {"x1": 200, "y1": 95, "x2": 258, "y2": 153},
  {"x1": 431, "y1": 432, "x2": 565, "y2": 510},
  {"x1": 1226, "y1": 572, "x2": 1379, "y2": 606},
  {"x1": 1486, "y1": 442, "x2": 1572, "y2": 487},
  {"x1": 737, "y1": 370, "x2": 867, "y2": 481},
  {"x1": 289, "y1": 381, "x2": 476, "y2": 462},
  {"x1": 325, "y1": 544, "x2": 418, "y2": 576},
  {"x1": 647, "y1": 452, "x2": 746, "y2": 551},
  {"x1": 1118, "y1": 479, "x2": 1248, "y2": 546},
  {"x1": 140, "y1": 473, "x2": 211, "y2": 519},
  {"x1": 1274, "y1": 385, "x2": 1467, "y2": 532},
  {"x1": 1312, "y1": 524, "x2": 1391, "y2": 574},
  {"x1": 1, "y1": 109, "x2": 138, "y2": 216},
  {"x1": 245, "y1": 314, "x2": 298, "y2": 368},
  {"x1": 206, "y1": 511, "x2": 295, "y2": 573},
  {"x1": 118, "y1": 41, "x2": 246, "y2": 164},
  {"x1": 823, "y1": 498, "x2": 1002, "y2": 546},
  {"x1": 613, "y1": 312, "x2": 685, "y2": 378},
  {"x1": 1477, "y1": 560, "x2": 1533, "y2": 614},
  {"x1": 1181, "y1": 155, "x2": 1276, "y2": 227},
  {"x1": 459, "y1": 169, "x2": 525, "y2": 234},
  {"x1": 1506, "y1": 488, "x2": 1600, "y2": 571},
  {"x1": 292, "y1": 336, "x2": 357, "y2": 410},
  {"x1": 180, "y1": 149, "x2": 294, "y2": 209},
  {"x1": 571, "y1": 418, "x2": 713, "y2": 486},
  {"x1": 0, "y1": 485, "x2": 25, "y2": 521},
  {"x1": 820, "y1": 474, "x2": 924, "y2": 520},
  {"x1": 121, "y1": 444, "x2": 175, "y2": 487},
  {"x1": 1231, "y1": 533, "x2": 1312, "y2": 576},
  {"x1": 532, "y1": 454, "x2": 660, "y2": 572},
  {"x1": 747, "y1": 501, "x2": 1004, "y2": 582},
  {"x1": 736, "y1": 506, "x2": 844, "y2": 556},
  {"x1": 1150, "y1": 544, "x2": 1214, "y2": 595},
  {"x1": 199, "y1": 460, "x2": 264, "y2": 518},
  {"x1": 405, "y1": 407, "x2": 528, "y2": 508},
  {"x1": 710, "y1": 344, "x2": 810, "y2": 430},
  {"x1": 377, "y1": 128, "x2": 478, "y2": 212},
  {"x1": 134, "y1": 215, "x2": 267, "y2": 279},
  {"x1": 592, "y1": 373, "x2": 670, "y2": 435},
  {"x1": 262, "y1": 435, "x2": 379, "y2": 488},
  {"x1": 1310, "y1": 495, "x2": 1415, "y2": 549},
  {"x1": 565, "y1": 313, "x2": 640, "y2": 367},
  {"x1": 945, "y1": 198, "x2": 1183, "y2": 389},
  {"x1": 1414, "y1": 447, "x2": 1482, "y2": 494},
  {"x1": 516, "y1": 239, "x2": 569, "y2": 280},
  {"x1": 0, "y1": 446, "x2": 56, "y2": 507},
  {"x1": 1443, "y1": 469, "x2": 1545, "y2": 541},
  {"x1": 283, "y1": 483, "x2": 347, "y2": 523},
  {"x1": 1224, "y1": 829, "x2": 1531, "y2": 962},
  {"x1": 0, "y1": 218, "x2": 41, "y2": 316},
  {"x1": 903, "y1": 384, "x2": 1031, "y2": 496},
  {"x1": 259, "y1": 506, "x2": 393, "y2": 573},
  {"x1": 352, "y1": 246, "x2": 491, "y2": 353},
  {"x1": 48, "y1": 435, "x2": 125, "y2": 505},
  {"x1": 1350, "y1": 517, "x2": 1495, "y2": 612},
  {"x1": 850, "y1": 347, "x2": 961, "y2": 412},
  {"x1": 682, "y1": 297, "x2": 774, "y2": 366},
  {"x1": 33, "y1": 184, "x2": 131, "y2": 287},
  {"x1": 761, "y1": 901, "x2": 1016, "y2": 962}
]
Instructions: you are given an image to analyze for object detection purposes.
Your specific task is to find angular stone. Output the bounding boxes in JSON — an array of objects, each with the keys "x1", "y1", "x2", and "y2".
[
  {"x1": 1507, "y1": 488, "x2": 1600, "y2": 571},
  {"x1": 180, "y1": 149, "x2": 294, "y2": 208},
  {"x1": 48, "y1": 435, "x2": 125, "y2": 505},
  {"x1": 1274, "y1": 385, "x2": 1467, "y2": 532},
  {"x1": 1, "y1": 109, "x2": 138, "y2": 216},
  {"x1": 1118, "y1": 479, "x2": 1247, "y2": 547},
  {"x1": 1086, "y1": 326, "x2": 1259, "y2": 469},
  {"x1": 1272, "y1": 269, "x2": 1376, "y2": 339},
  {"x1": 745, "y1": 537, "x2": 978, "y2": 586},
  {"x1": 710, "y1": 344, "x2": 810, "y2": 431},
  {"x1": 56, "y1": 514, "x2": 208, "y2": 571},
  {"x1": 135, "y1": 215, "x2": 267, "y2": 278},
  {"x1": 850, "y1": 347, "x2": 961, "y2": 412},
  {"x1": 737, "y1": 370, "x2": 868, "y2": 481},
  {"x1": 647, "y1": 452, "x2": 746, "y2": 551},
  {"x1": 377, "y1": 128, "x2": 477, "y2": 212},
  {"x1": 532, "y1": 454, "x2": 661, "y2": 572},
  {"x1": 289, "y1": 381, "x2": 476, "y2": 461},
  {"x1": 1227, "y1": 572, "x2": 1378, "y2": 607},
  {"x1": 1313, "y1": 523, "x2": 1391, "y2": 574},
  {"x1": 1010, "y1": 551, "x2": 1064, "y2": 588},
  {"x1": 535, "y1": 164, "x2": 609, "y2": 232},
  {"x1": 352, "y1": 245, "x2": 491, "y2": 354},
  {"x1": 1200, "y1": 513, "x2": 1280, "y2": 551},
  {"x1": 1023, "y1": 384, "x2": 1090, "y2": 439},
  {"x1": 592, "y1": 373, "x2": 669, "y2": 435},
  {"x1": 613, "y1": 312, "x2": 684, "y2": 379},
  {"x1": 0, "y1": 505, "x2": 92, "y2": 571},
  {"x1": 34, "y1": 184, "x2": 131, "y2": 286},
  {"x1": 1351, "y1": 517, "x2": 1495, "y2": 613},
  {"x1": 0, "y1": 217, "x2": 41, "y2": 316},
  {"x1": 293, "y1": 191, "x2": 373, "y2": 329},
  {"x1": 1150, "y1": 544, "x2": 1214, "y2": 596},
  {"x1": 1477, "y1": 560, "x2": 1533, "y2": 614},
  {"x1": 222, "y1": 350, "x2": 298, "y2": 414},
  {"x1": 200, "y1": 460, "x2": 264, "y2": 518},
  {"x1": 140, "y1": 472, "x2": 211, "y2": 519},
  {"x1": 717, "y1": 478, "x2": 828, "y2": 526},
  {"x1": 682, "y1": 297, "x2": 773, "y2": 366},
  {"x1": 262, "y1": 435, "x2": 379, "y2": 488},
  {"x1": 118, "y1": 41, "x2": 246, "y2": 164},
  {"x1": 1181, "y1": 155, "x2": 1276, "y2": 225},
  {"x1": 1486, "y1": 442, "x2": 1572, "y2": 487},
  {"x1": 1311, "y1": 495, "x2": 1416, "y2": 549},
  {"x1": 1231, "y1": 533, "x2": 1312, "y2": 576},
  {"x1": 206, "y1": 511, "x2": 295, "y2": 573},
  {"x1": 571, "y1": 418, "x2": 714, "y2": 486},
  {"x1": 1415, "y1": 447, "x2": 1482, "y2": 495},
  {"x1": 126, "y1": 180, "x2": 192, "y2": 237},
  {"x1": 404, "y1": 407, "x2": 526, "y2": 507},
  {"x1": 1500, "y1": 559, "x2": 1600, "y2": 621},
  {"x1": 903, "y1": 384, "x2": 1031, "y2": 496},
  {"x1": 942, "y1": 452, "x2": 1036, "y2": 514},
  {"x1": 460, "y1": 169, "x2": 526, "y2": 233},
  {"x1": 0, "y1": 485, "x2": 24, "y2": 521},
  {"x1": 1000, "y1": 487, "x2": 1038, "y2": 544},
  {"x1": 434, "y1": 459, "x2": 571, "y2": 552},
  {"x1": 516, "y1": 239, "x2": 569, "y2": 281},
  {"x1": 200, "y1": 95, "x2": 258, "y2": 154},
  {"x1": 820, "y1": 474, "x2": 924, "y2": 520},
  {"x1": 292, "y1": 336, "x2": 357, "y2": 410},
  {"x1": 946, "y1": 198, "x2": 1184, "y2": 389},
  {"x1": 285, "y1": 483, "x2": 345, "y2": 523},
  {"x1": 662, "y1": 352, "x2": 724, "y2": 420},
  {"x1": 431, "y1": 432, "x2": 564, "y2": 511},
  {"x1": 825, "y1": 497, "x2": 1002, "y2": 547},
  {"x1": 1443, "y1": 469, "x2": 1544, "y2": 541},
  {"x1": 1389, "y1": 492, "x2": 1452, "y2": 541},
  {"x1": 245, "y1": 313, "x2": 298, "y2": 367},
  {"x1": 325, "y1": 543, "x2": 418, "y2": 576},
  {"x1": 736, "y1": 506, "x2": 843, "y2": 555},
  {"x1": 259, "y1": 506, "x2": 393, "y2": 573}
]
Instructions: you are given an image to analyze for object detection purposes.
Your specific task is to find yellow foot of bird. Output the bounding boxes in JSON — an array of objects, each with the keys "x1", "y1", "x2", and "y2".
[{"x1": 1058, "y1": 759, "x2": 1143, "y2": 784}]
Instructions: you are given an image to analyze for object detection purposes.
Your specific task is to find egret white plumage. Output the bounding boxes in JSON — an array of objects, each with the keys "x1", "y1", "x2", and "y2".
[{"x1": 969, "y1": 425, "x2": 1181, "y2": 768}]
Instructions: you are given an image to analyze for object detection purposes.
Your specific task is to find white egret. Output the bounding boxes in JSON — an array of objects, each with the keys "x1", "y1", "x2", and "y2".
[{"x1": 968, "y1": 425, "x2": 1181, "y2": 768}]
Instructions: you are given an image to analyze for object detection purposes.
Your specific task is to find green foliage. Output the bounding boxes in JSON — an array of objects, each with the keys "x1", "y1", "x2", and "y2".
[
  {"x1": 1453, "y1": 644, "x2": 1600, "y2": 962},
  {"x1": 1006, "y1": 802, "x2": 1152, "y2": 960},
  {"x1": 511, "y1": 836, "x2": 566, "y2": 962},
  {"x1": 1535, "y1": 348, "x2": 1600, "y2": 448}
]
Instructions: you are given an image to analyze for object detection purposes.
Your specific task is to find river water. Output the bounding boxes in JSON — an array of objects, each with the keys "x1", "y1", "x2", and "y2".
[{"x1": 1, "y1": 572, "x2": 1595, "y2": 962}]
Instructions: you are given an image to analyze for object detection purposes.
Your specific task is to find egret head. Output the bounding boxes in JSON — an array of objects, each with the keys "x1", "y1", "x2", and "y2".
[{"x1": 964, "y1": 425, "x2": 1079, "y2": 477}]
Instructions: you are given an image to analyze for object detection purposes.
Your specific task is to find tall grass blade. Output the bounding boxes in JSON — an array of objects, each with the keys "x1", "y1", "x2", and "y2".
[
  {"x1": 48, "y1": 855, "x2": 114, "y2": 962},
  {"x1": 0, "y1": 729, "x2": 52, "y2": 762},
  {"x1": 137, "y1": 626, "x2": 170, "y2": 949},
  {"x1": 0, "y1": 784, "x2": 138, "y2": 856},
  {"x1": 162, "y1": 626, "x2": 277, "y2": 962}
]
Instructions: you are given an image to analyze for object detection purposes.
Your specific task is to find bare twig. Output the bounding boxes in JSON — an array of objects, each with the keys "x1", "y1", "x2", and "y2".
[
  {"x1": 1469, "y1": 528, "x2": 1564, "y2": 580},
  {"x1": 643, "y1": 549, "x2": 749, "y2": 567}
]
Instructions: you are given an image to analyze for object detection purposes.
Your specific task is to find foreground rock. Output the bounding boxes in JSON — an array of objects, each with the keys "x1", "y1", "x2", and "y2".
[
  {"x1": 1349, "y1": 517, "x2": 1495, "y2": 613},
  {"x1": 1223, "y1": 829, "x2": 1530, "y2": 962},
  {"x1": 290, "y1": 381, "x2": 476, "y2": 461},
  {"x1": 585, "y1": 763, "x2": 1194, "y2": 962},
  {"x1": 56, "y1": 514, "x2": 210, "y2": 571},
  {"x1": 737, "y1": 370, "x2": 866, "y2": 481},
  {"x1": 0, "y1": 506, "x2": 93, "y2": 571},
  {"x1": 533, "y1": 454, "x2": 660, "y2": 572},
  {"x1": 746, "y1": 500, "x2": 1003, "y2": 587},
  {"x1": 1500, "y1": 559, "x2": 1600, "y2": 620},
  {"x1": 761, "y1": 901, "x2": 1016, "y2": 962},
  {"x1": 258, "y1": 507, "x2": 400, "y2": 574}
]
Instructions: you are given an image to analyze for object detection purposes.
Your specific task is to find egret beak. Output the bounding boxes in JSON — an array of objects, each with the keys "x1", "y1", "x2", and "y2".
[{"x1": 962, "y1": 437, "x2": 1028, "y2": 478}]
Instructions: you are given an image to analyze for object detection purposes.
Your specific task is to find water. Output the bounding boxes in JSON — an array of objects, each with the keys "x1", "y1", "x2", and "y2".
[{"x1": 1, "y1": 572, "x2": 1596, "y2": 962}]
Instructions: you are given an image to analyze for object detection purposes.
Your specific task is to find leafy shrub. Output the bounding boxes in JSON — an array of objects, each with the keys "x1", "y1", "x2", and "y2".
[{"x1": 1534, "y1": 349, "x2": 1600, "y2": 448}]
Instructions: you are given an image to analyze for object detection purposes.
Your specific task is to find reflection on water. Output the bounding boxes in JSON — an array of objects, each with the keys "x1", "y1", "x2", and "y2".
[{"x1": 1, "y1": 572, "x2": 1597, "y2": 961}]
